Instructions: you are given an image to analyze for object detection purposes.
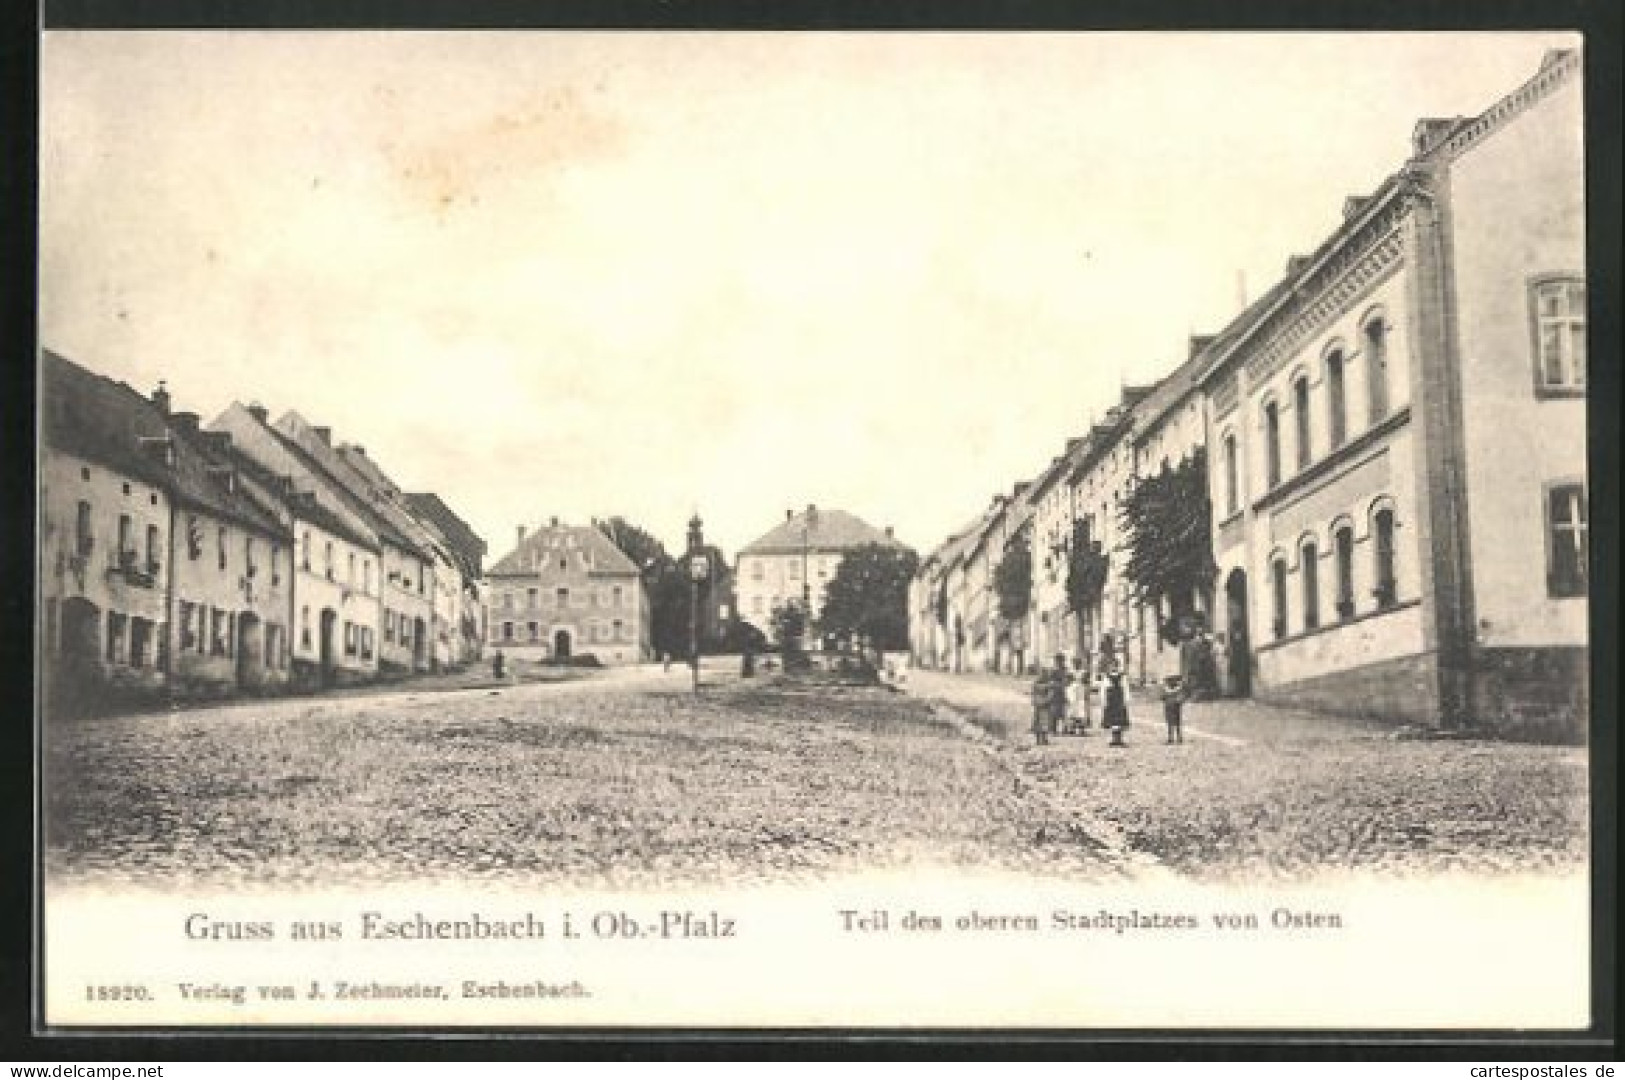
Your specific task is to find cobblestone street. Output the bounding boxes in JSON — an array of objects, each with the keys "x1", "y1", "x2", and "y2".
[
  {"x1": 907, "y1": 669, "x2": 1590, "y2": 881},
  {"x1": 45, "y1": 663, "x2": 1588, "y2": 891}
]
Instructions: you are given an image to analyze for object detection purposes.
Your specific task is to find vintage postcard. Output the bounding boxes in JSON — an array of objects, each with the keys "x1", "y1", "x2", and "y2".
[{"x1": 36, "y1": 30, "x2": 1595, "y2": 1032}]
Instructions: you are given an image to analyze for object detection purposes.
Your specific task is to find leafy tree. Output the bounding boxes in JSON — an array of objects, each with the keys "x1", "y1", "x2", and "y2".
[
  {"x1": 595, "y1": 517, "x2": 732, "y2": 659},
  {"x1": 993, "y1": 532, "x2": 1033, "y2": 671},
  {"x1": 770, "y1": 601, "x2": 809, "y2": 669},
  {"x1": 993, "y1": 532, "x2": 1033, "y2": 623},
  {"x1": 819, "y1": 543, "x2": 920, "y2": 652},
  {"x1": 1120, "y1": 448, "x2": 1215, "y2": 641},
  {"x1": 1064, "y1": 517, "x2": 1110, "y2": 655}
]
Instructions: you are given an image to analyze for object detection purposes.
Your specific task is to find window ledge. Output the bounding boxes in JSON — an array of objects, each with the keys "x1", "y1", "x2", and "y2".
[
  {"x1": 1253, "y1": 406, "x2": 1412, "y2": 515},
  {"x1": 1534, "y1": 385, "x2": 1585, "y2": 400},
  {"x1": 1254, "y1": 597, "x2": 1420, "y2": 654}
]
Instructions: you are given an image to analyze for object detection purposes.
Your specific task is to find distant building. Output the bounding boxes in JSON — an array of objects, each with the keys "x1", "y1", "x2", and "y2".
[
  {"x1": 735, "y1": 504, "x2": 907, "y2": 642},
  {"x1": 210, "y1": 401, "x2": 383, "y2": 686},
  {"x1": 485, "y1": 519, "x2": 650, "y2": 665}
]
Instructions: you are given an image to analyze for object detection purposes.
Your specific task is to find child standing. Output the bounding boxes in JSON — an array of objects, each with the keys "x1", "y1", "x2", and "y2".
[
  {"x1": 1029, "y1": 665, "x2": 1054, "y2": 747},
  {"x1": 1161, "y1": 674, "x2": 1187, "y2": 744},
  {"x1": 1067, "y1": 655, "x2": 1091, "y2": 734}
]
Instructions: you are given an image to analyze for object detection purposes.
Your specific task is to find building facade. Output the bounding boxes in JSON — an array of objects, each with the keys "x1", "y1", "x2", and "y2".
[
  {"x1": 41, "y1": 354, "x2": 292, "y2": 707},
  {"x1": 210, "y1": 402, "x2": 384, "y2": 686},
  {"x1": 1200, "y1": 50, "x2": 1584, "y2": 733},
  {"x1": 909, "y1": 51, "x2": 1585, "y2": 736},
  {"x1": 734, "y1": 505, "x2": 907, "y2": 642},
  {"x1": 486, "y1": 520, "x2": 651, "y2": 665}
]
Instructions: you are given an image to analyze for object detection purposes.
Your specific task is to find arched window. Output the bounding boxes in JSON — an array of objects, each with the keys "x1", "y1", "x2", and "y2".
[
  {"x1": 1301, "y1": 539, "x2": 1320, "y2": 630},
  {"x1": 1271, "y1": 555, "x2": 1289, "y2": 639},
  {"x1": 1326, "y1": 348, "x2": 1348, "y2": 449},
  {"x1": 1373, "y1": 507, "x2": 1397, "y2": 608},
  {"x1": 1364, "y1": 313, "x2": 1390, "y2": 423},
  {"x1": 1263, "y1": 401, "x2": 1282, "y2": 489},
  {"x1": 1293, "y1": 374, "x2": 1312, "y2": 469},
  {"x1": 1334, "y1": 523, "x2": 1355, "y2": 620}
]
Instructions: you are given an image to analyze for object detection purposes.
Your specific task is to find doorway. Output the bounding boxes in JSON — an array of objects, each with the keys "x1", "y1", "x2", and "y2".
[
  {"x1": 553, "y1": 628, "x2": 572, "y2": 661},
  {"x1": 1224, "y1": 569, "x2": 1251, "y2": 697},
  {"x1": 319, "y1": 608, "x2": 338, "y2": 685},
  {"x1": 236, "y1": 612, "x2": 263, "y2": 689}
]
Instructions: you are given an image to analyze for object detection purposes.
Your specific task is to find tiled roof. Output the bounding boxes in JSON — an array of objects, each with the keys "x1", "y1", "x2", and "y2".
[
  {"x1": 488, "y1": 522, "x2": 641, "y2": 577},
  {"x1": 42, "y1": 351, "x2": 283, "y2": 538},
  {"x1": 404, "y1": 493, "x2": 486, "y2": 577},
  {"x1": 739, "y1": 506, "x2": 904, "y2": 556},
  {"x1": 271, "y1": 413, "x2": 433, "y2": 560}
]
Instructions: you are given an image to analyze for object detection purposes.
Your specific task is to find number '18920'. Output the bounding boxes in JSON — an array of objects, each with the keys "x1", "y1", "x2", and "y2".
[{"x1": 85, "y1": 984, "x2": 152, "y2": 1002}]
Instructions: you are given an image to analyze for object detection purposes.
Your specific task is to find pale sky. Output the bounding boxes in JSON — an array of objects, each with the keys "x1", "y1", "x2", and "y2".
[{"x1": 39, "y1": 31, "x2": 1582, "y2": 560}]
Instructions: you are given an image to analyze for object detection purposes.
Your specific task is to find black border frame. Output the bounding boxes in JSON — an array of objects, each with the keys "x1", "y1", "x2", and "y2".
[{"x1": 7, "y1": 0, "x2": 1619, "y2": 1061}]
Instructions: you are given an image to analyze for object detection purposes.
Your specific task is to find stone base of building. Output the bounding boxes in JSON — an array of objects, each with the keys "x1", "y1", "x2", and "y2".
[
  {"x1": 1470, "y1": 646, "x2": 1588, "y2": 744},
  {"x1": 1256, "y1": 651, "x2": 1442, "y2": 726},
  {"x1": 1254, "y1": 646, "x2": 1587, "y2": 741}
]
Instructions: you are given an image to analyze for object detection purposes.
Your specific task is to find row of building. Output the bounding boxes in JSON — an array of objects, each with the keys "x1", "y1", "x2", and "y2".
[
  {"x1": 911, "y1": 51, "x2": 1587, "y2": 736},
  {"x1": 40, "y1": 350, "x2": 488, "y2": 706}
]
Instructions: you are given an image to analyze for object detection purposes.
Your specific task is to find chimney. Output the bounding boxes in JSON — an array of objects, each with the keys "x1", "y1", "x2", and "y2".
[
  {"x1": 550, "y1": 515, "x2": 559, "y2": 528},
  {"x1": 1189, "y1": 334, "x2": 1216, "y2": 360},
  {"x1": 884, "y1": 526, "x2": 895, "y2": 540},
  {"x1": 171, "y1": 411, "x2": 201, "y2": 436},
  {"x1": 517, "y1": 525, "x2": 527, "y2": 547},
  {"x1": 1342, "y1": 195, "x2": 1371, "y2": 221},
  {"x1": 1285, "y1": 254, "x2": 1310, "y2": 279},
  {"x1": 246, "y1": 402, "x2": 268, "y2": 423},
  {"x1": 203, "y1": 430, "x2": 233, "y2": 456},
  {"x1": 351, "y1": 446, "x2": 366, "y2": 457},
  {"x1": 152, "y1": 380, "x2": 171, "y2": 414},
  {"x1": 313, "y1": 426, "x2": 332, "y2": 445},
  {"x1": 786, "y1": 508, "x2": 793, "y2": 521},
  {"x1": 1235, "y1": 269, "x2": 1248, "y2": 313}
]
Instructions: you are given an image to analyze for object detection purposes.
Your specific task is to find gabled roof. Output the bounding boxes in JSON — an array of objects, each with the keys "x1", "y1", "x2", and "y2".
[
  {"x1": 404, "y1": 493, "x2": 486, "y2": 578},
  {"x1": 739, "y1": 505, "x2": 904, "y2": 556},
  {"x1": 41, "y1": 350, "x2": 282, "y2": 538},
  {"x1": 272, "y1": 412, "x2": 434, "y2": 561},
  {"x1": 488, "y1": 521, "x2": 641, "y2": 577}
]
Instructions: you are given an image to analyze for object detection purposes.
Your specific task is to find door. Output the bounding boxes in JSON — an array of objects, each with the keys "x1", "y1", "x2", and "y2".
[
  {"x1": 1224, "y1": 569, "x2": 1251, "y2": 697},
  {"x1": 319, "y1": 608, "x2": 337, "y2": 684},
  {"x1": 553, "y1": 629, "x2": 571, "y2": 661}
]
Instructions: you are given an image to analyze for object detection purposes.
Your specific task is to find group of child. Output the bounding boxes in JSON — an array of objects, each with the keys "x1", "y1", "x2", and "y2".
[{"x1": 1029, "y1": 652, "x2": 1187, "y2": 749}]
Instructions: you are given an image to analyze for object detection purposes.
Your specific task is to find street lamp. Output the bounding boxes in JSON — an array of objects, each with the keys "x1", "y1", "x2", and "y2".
[
  {"x1": 801, "y1": 503, "x2": 817, "y2": 644},
  {"x1": 686, "y1": 514, "x2": 708, "y2": 695}
]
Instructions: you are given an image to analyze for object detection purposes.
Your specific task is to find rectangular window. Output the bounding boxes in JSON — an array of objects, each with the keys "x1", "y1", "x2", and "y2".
[
  {"x1": 348, "y1": 551, "x2": 357, "y2": 585},
  {"x1": 107, "y1": 612, "x2": 127, "y2": 664},
  {"x1": 613, "y1": 618, "x2": 624, "y2": 640},
  {"x1": 145, "y1": 524, "x2": 161, "y2": 573},
  {"x1": 502, "y1": 621, "x2": 514, "y2": 642},
  {"x1": 528, "y1": 621, "x2": 539, "y2": 642},
  {"x1": 1531, "y1": 277, "x2": 1586, "y2": 393},
  {"x1": 179, "y1": 601, "x2": 197, "y2": 650},
  {"x1": 325, "y1": 541, "x2": 334, "y2": 581},
  {"x1": 75, "y1": 500, "x2": 94, "y2": 556},
  {"x1": 557, "y1": 587, "x2": 569, "y2": 608},
  {"x1": 130, "y1": 618, "x2": 152, "y2": 669},
  {"x1": 613, "y1": 585, "x2": 624, "y2": 607},
  {"x1": 1547, "y1": 483, "x2": 1588, "y2": 597},
  {"x1": 117, "y1": 514, "x2": 134, "y2": 564},
  {"x1": 300, "y1": 606, "x2": 311, "y2": 650},
  {"x1": 528, "y1": 587, "x2": 539, "y2": 610},
  {"x1": 271, "y1": 544, "x2": 283, "y2": 587}
]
